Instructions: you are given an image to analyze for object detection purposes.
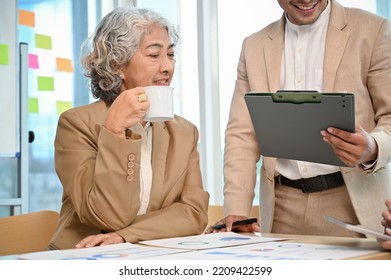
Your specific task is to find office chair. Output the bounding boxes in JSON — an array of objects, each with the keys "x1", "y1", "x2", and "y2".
[{"x1": 0, "y1": 210, "x2": 59, "y2": 256}]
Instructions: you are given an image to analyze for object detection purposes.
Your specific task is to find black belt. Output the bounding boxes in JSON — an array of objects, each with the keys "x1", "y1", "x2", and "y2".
[{"x1": 277, "y1": 172, "x2": 344, "y2": 193}]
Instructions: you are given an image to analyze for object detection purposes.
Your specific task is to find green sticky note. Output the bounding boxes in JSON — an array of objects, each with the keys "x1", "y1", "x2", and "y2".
[
  {"x1": 37, "y1": 76, "x2": 55, "y2": 91},
  {"x1": 56, "y1": 101, "x2": 72, "y2": 115},
  {"x1": 35, "y1": 33, "x2": 52, "y2": 50},
  {"x1": 28, "y1": 97, "x2": 39, "y2": 113},
  {"x1": 0, "y1": 44, "x2": 9, "y2": 65}
]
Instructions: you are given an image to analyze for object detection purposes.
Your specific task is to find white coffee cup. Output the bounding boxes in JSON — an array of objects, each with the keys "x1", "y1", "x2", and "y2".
[{"x1": 143, "y1": 86, "x2": 174, "y2": 122}]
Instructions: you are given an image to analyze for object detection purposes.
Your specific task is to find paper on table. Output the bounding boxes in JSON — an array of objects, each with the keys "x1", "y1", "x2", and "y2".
[
  {"x1": 139, "y1": 232, "x2": 284, "y2": 250},
  {"x1": 18, "y1": 242, "x2": 189, "y2": 260},
  {"x1": 143, "y1": 241, "x2": 381, "y2": 260},
  {"x1": 323, "y1": 215, "x2": 391, "y2": 241}
]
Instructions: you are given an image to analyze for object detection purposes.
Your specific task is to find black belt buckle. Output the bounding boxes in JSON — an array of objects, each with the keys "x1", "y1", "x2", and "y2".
[
  {"x1": 300, "y1": 178, "x2": 308, "y2": 193},
  {"x1": 300, "y1": 176, "x2": 322, "y2": 193},
  {"x1": 279, "y1": 172, "x2": 344, "y2": 193}
]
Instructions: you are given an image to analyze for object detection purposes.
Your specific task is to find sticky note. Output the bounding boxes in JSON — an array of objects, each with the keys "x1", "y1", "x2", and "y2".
[
  {"x1": 56, "y1": 57, "x2": 73, "y2": 72},
  {"x1": 28, "y1": 54, "x2": 39, "y2": 69},
  {"x1": 56, "y1": 101, "x2": 73, "y2": 115},
  {"x1": 19, "y1": 10, "x2": 35, "y2": 27},
  {"x1": 0, "y1": 44, "x2": 9, "y2": 65},
  {"x1": 37, "y1": 76, "x2": 55, "y2": 91},
  {"x1": 28, "y1": 97, "x2": 39, "y2": 113},
  {"x1": 35, "y1": 34, "x2": 52, "y2": 50}
]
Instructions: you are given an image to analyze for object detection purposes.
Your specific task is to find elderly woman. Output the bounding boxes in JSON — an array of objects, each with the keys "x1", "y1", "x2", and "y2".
[{"x1": 48, "y1": 7, "x2": 209, "y2": 250}]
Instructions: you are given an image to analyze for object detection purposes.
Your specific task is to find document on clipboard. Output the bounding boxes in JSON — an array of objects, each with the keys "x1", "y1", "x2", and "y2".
[
  {"x1": 323, "y1": 215, "x2": 391, "y2": 240},
  {"x1": 244, "y1": 91, "x2": 355, "y2": 166}
]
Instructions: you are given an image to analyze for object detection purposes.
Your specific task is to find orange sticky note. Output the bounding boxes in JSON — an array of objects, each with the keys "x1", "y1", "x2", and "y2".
[
  {"x1": 19, "y1": 10, "x2": 35, "y2": 27},
  {"x1": 56, "y1": 57, "x2": 73, "y2": 72}
]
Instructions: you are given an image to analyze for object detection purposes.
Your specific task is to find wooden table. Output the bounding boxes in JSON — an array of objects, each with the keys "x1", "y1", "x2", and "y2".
[{"x1": 1, "y1": 233, "x2": 389, "y2": 260}]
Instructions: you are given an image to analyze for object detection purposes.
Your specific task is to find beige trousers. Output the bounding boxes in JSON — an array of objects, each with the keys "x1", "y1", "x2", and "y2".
[{"x1": 272, "y1": 182, "x2": 364, "y2": 238}]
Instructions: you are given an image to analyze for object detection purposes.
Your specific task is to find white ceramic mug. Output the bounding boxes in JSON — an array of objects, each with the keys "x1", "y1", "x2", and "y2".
[{"x1": 143, "y1": 86, "x2": 174, "y2": 122}]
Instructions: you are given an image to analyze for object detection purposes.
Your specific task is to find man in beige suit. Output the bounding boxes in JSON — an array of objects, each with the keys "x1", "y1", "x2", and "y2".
[
  {"x1": 207, "y1": 0, "x2": 391, "y2": 236},
  {"x1": 49, "y1": 8, "x2": 209, "y2": 250}
]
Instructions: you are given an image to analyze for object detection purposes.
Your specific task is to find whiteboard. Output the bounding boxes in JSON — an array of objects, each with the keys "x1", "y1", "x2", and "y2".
[{"x1": 0, "y1": 0, "x2": 18, "y2": 156}]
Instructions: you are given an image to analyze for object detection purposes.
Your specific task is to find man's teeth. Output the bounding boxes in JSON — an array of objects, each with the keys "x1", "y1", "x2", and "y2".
[{"x1": 296, "y1": 4, "x2": 316, "y2": 11}]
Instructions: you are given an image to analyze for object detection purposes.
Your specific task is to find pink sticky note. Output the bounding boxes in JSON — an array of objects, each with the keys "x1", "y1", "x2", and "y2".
[{"x1": 28, "y1": 54, "x2": 39, "y2": 69}]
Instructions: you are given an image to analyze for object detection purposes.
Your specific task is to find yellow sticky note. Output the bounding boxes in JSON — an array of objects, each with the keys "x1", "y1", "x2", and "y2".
[
  {"x1": 35, "y1": 34, "x2": 52, "y2": 50},
  {"x1": 56, "y1": 101, "x2": 73, "y2": 115},
  {"x1": 28, "y1": 97, "x2": 39, "y2": 113},
  {"x1": 56, "y1": 57, "x2": 73, "y2": 72},
  {"x1": 19, "y1": 10, "x2": 35, "y2": 27},
  {"x1": 37, "y1": 76, "x2": 55, "y2": 91},
  {"x1": 0, "y1": 44, "x2": 9, "y2": 65}
]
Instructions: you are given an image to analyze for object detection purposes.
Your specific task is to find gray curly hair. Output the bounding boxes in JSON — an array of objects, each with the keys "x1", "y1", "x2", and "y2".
[{"x1": 81, "y1": 7, "x2": 179, "y2": 105}]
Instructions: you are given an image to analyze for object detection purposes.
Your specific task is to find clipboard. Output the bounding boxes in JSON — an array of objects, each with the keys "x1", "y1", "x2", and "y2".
[
  {"x1": 244, "y1": 91, "x2": 355, "y2": 166},
  {"x1": 323, "y1": 215, "x2": 391, "y2": 241}
]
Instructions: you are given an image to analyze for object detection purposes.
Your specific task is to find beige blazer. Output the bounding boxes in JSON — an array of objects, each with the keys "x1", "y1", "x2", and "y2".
[
  {"x1": 224, "y1": 0, "x2": 391, "y2": 233},
  {"x1": 49, "y1": 100, "x2": 209, "y2": 249}
]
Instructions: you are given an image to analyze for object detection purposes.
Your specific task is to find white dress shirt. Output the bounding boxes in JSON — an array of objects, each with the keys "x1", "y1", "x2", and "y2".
[
  {"x1": 276, "y1": 1, "x2": 340, "y2": 180},
  {"x1": 129, "y1": 122, "x2": 153, "y2": 215}
]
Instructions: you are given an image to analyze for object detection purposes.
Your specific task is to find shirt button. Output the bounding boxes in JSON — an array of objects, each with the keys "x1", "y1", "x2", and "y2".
[
  {"x1": 128, "y1": 154, "x2": 135, "y2": 161},
  {"x1": 126, "y1": 175, "x2": 133, "y2": 182}
]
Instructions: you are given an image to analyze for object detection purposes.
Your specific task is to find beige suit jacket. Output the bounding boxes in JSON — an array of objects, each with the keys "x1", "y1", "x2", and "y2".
[
  {"x1": 49, "y1": 100, "x2": 209, "y2": 249},
  {"x1": 224, "y1": 0, "x2": 391, "y2": 233}
]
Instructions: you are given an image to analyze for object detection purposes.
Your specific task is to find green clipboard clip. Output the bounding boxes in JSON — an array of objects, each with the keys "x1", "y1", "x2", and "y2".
[
  {"x1": 273, "y1": 90, "x2": 321, "y2": 104},
  {"x1": 246, "y1": 90, "x2": 321, "y2": 104}
]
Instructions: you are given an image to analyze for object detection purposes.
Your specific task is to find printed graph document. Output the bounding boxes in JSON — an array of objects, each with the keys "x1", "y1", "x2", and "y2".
[
  {"x1": 323, "y1": 215, "x2": 391, "y2": 240},
  {"x1": 18, "y1": 242, "x2": 190, "y2": 260},
  {"x1": 139, "y1": 232, "x2": 283, "y2": 250},
  {"x1": 143, "y1": 241, "x2": 381, "y2": 260}
]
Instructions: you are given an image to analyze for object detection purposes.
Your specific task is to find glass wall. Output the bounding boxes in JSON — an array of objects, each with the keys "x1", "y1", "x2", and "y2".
[{"x1": 17, "y1": 0, "x2": 75, "y2": 213}]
